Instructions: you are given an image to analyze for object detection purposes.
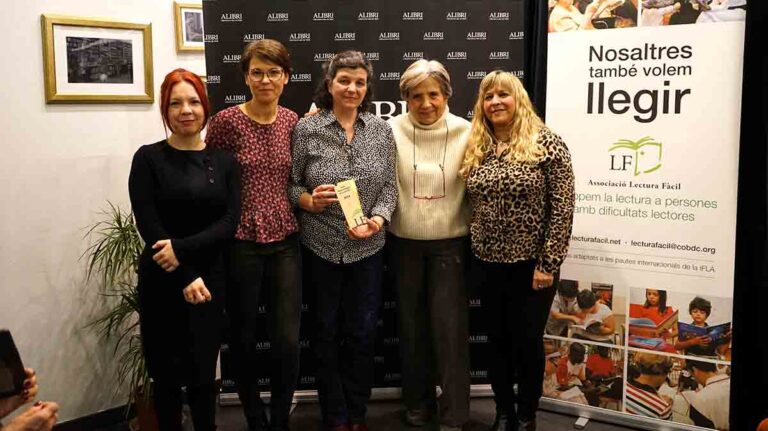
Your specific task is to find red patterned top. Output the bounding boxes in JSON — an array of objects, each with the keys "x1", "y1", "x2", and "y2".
[{"x1": 206, "y1": 105, "x2": 299, "y2": 243}]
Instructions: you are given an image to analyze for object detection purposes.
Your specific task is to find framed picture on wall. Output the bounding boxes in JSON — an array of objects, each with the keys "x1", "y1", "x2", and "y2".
[
  {"x1": 40, "y1": 14, "x2": 153, "y2": 103},
  {"x1": 174, "y1": 2, "x2": 204, "y2": 52}
]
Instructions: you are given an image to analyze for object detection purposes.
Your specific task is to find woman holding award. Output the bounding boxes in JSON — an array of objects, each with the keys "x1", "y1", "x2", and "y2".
[
  {"x1": 288, "y1": 50, "x2": 397, "y2": 431},
  {"x1": 386, "y1": 60, "x2": 472, "y2": 431},
  {"x1": 460, "y1": 71, "x2": 575, "y2": 431}
]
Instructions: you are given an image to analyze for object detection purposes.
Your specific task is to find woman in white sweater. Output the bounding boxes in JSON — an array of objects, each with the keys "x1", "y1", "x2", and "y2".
[{"x1": 386, "y1": 60, "x2": 472, "y2": 431}]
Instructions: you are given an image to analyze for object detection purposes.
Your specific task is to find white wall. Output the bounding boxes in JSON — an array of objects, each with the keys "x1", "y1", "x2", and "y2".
[{"x1": 0, "y1": 0, "x2": 205, "y2": 422}]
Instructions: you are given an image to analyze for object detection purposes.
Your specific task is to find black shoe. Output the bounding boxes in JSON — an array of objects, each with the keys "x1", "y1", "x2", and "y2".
[{"x1": 490, "y1": 413, "x2": 510, "y2": 431}]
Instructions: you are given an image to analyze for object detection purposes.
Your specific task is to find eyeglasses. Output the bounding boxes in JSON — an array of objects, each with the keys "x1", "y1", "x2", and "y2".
[
  {"x1": 248, "y1": 68, "x2": 284, "y2": 82},
  {"x1": 413, "y1": 120, "x2": 448, "y2": 200}
]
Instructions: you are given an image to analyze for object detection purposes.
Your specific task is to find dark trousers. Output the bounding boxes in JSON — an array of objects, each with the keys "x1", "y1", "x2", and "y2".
[
  {"x1": 153, "y1": 381, "x2": 217, "y2": 431},
  {"x1": 226, "y1": 235, "x2": 302, "y2": 430},
  {"x1": 388, "y1": 235, "x2": 470, "y2": 427},
  {"x1": 308, "y1": 248, "x2": 383, "y2": 426},
  {"x1": 477, "y1": 258, "x2": 556, "y2": 422}
]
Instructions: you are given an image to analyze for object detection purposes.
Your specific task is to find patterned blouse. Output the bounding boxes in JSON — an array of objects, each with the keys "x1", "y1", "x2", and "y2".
[
  {"x1": 465, "y1": 127, "x2": 575, "y2": 274},
  {"x1": 206, "y1": 105, "x2": 299, "y2": 243},
  {"x1": 289, "y1": 110, "x2": 397, "y2": 264}
]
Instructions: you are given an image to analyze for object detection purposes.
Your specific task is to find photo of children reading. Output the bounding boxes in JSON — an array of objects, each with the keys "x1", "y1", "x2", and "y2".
[
  {"x1": 626, "y1": 352, "x2": 676, "y2": 420},
  {"x1": 663, "y1": 0, "x2": 747, "y2": 25},
  {"x1": 674, "y1": 296, "x2": 732, "y2": 360},
  {"x1": 545, "y1": 279, "x2": 580, "y2": 336},
  {"x1": 628, "y1": 288, "x2": 678, "y2": 352},
  {"x1": 543, "y1": 340, "x2": 624, "y2": 411},
  {"x1": 626, "y1": 330, "x2": 732, "y2": 430},
  {"x1": 685, "y1": 359, "x2": 731, "y2": 430},
  {"x1": 548, "y1": 0, "x2": 636, "y2": 32},
  {"x1": 571, "y1": 290, "x2": 616, "y2": 343}
]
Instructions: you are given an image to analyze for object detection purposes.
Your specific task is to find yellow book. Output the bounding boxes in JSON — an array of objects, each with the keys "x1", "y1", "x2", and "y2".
[{"x1": 336, "y1": 179, "x2": 365, "y2": 228}]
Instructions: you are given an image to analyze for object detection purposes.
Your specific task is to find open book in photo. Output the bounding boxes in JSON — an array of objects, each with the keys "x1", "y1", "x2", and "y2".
[
  {"x1": 678, "y1": 322, "x2": 731, "y2": 345},
  {"x1": 572, "y1": 318, "x2": 603, "y2": 333}
]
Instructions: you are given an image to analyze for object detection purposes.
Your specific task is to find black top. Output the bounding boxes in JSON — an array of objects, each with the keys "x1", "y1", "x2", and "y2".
[{"x1": 128, "y1": 140, "x2": 241, "y2": 289}]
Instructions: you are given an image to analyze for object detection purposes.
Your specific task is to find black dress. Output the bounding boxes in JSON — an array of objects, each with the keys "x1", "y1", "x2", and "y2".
[{"x1": 128, "y1": 140, "x2": 240, "y2": 385}]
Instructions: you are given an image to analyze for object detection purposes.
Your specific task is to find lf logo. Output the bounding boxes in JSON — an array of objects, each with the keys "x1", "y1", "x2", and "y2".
[{"x1": 609, "y1": 137, "x2": 662, "y2": 176}]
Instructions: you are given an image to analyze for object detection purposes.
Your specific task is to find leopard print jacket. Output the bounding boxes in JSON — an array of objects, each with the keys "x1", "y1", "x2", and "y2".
[{"x1": 465, "y1": 127, "x2": 575, "y2": 274}]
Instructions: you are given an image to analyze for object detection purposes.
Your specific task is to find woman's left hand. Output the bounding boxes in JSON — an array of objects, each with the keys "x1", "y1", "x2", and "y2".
[
  {"x1": 532, "y1": 270, "x2": 554, "y2": 291},
  {"x1": 152, "y1": 239, "x2": 179, "y2": 272},
  {"x1": 347, "y1": 217, "x2": 383, "y2": 240}
]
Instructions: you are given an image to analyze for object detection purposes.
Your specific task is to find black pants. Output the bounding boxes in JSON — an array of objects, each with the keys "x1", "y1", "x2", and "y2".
[
  {"x1": 477, "y1": 258, "x2": 557, "y2": 422},
  {"x1": 153, "y1": 381, "x2": 217, "y2": 431},
  {"x1": 388, "y1": 235, "x2": 470, "y2": 427},
  {"x1": 226, "y1": 235, "x2": 302, "y2": 430},
  {"x1": 309, "y1": 248, "x2": 383, "y2": 426}
]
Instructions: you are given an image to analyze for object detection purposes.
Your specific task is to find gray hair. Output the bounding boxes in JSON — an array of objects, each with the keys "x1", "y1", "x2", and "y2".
[{"x1": 399, "y1": 59, "x2": 452, "y2": 100}]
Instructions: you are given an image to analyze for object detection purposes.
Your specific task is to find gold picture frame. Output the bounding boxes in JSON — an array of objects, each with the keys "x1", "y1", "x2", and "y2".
[
  {"x1": 41, "y1": 14, "x2": 153, "y2": 103},
  {"x1": 174, "y1": 2, "x2": 205, "y2": 52}
]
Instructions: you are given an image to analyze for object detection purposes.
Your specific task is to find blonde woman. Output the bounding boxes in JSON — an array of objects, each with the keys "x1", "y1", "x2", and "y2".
[
  {"x1": 460, "y1": 71, "x2": 574, "y2": 431},
  {"x1": 387, "y1": 60, "x2": 471, "y2": 431}
]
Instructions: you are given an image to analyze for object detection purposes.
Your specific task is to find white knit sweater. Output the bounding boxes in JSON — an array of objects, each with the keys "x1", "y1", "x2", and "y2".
[{"x1": 387, "y1": 109, "x2": 471, "y2": 240}]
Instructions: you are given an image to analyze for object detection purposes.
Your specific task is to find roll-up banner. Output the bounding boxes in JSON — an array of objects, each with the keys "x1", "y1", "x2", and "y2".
[
  {"x1": 202, "y1": 0, "x2": 525, "y2": 396},
  {"x1": 544, "y1": 2, "x2": 744, "y2": 430}
]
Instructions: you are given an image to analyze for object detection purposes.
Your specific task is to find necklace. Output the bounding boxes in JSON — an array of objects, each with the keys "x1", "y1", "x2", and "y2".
[
  {"x1": 412, "y1": 119, "x2": 449, "y2": 172},
  {"x1": 495, "y1": 138, "x2": 511, "y2": 157}
]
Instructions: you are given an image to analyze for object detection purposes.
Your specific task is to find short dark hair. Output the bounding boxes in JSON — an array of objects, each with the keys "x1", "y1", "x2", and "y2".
[
  {"x1": 313, "y1": 50, "x2": 374, "y2": 111},
  {"x1": 687, "y1": 359, "x2": 717, "y2": 373},
  {"x1": 240, "y1": 39, "x2": 291, "y2": 75},
  {"x1": 594, "y1": 345, "x2": 610, "y2": 358},
  {"x1": 689, "y1": 296, "x2": 712, "y2": 316},
  {"x1": 577, "y1": 290, "x2": 597, "y2": 310},
  {"x1": 558, "y1": 279, "x2": 579, "y2": 298},
  {"x1": 569, "y1": 343, "x2": 586, "y2": 364}
]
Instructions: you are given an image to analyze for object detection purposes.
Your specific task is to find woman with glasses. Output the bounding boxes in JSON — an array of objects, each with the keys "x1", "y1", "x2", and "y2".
[
  {"x1": 289, "y1": 50, "x2": 396, "y2": 431},
  {"x1": 205, "y1": 39, "x2": 301, "y2": 431},
  {"x1": 460, "y1": 71, "x2": 574, "y2": 431},
  {"x1": 386, "y1": 60, "x2": 471, "y2": 431}
]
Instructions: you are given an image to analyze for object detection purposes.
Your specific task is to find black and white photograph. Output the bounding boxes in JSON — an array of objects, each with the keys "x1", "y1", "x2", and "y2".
[
  {"x1": 184, "y1": 10, "x2": 203, "y2": 42},
  {"x1": 65, "y1": 37, "x2": 133, "y2": 84},
  {"x1": 41, "y1": 14, "x2": 153, "y2": 103},
  {"x1": 175, "y1": 2, "x2": 204, "y2": 52}
]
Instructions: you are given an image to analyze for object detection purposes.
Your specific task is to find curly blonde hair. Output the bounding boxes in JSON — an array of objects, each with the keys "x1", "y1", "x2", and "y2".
[{"x1": 460, "y1": 71, "x2": 544, "y2": 178}]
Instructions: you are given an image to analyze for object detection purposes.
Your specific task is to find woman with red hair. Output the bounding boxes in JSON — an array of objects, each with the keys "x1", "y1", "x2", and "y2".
[{"x1": 129, "y1": 68, "x2": 241, "y2": 430}]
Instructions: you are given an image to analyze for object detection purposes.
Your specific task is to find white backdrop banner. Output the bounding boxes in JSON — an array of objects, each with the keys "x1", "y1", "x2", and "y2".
[{"x1": 544, "y1": 3, "x2": 745, "y2": 430}]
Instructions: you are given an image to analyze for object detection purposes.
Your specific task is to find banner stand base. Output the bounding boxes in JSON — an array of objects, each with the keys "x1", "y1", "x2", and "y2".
[
  {"x1": 220, "y1": 384, "x2": 495, "y2": 406},
  {"x1": 539, "y1": 398, "x2": 705, "y2": 431},
  {"x1": 221, "y1": 387, "x2": 703, "y2": 430}
]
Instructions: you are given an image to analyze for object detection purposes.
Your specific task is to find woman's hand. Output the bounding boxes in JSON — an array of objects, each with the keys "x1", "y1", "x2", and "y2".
[
  {"x1": 183, "y1": 277, "x2": 212, "y2": 304},
  {"x1": 2, "y1": 401, "x2": 59, "y2": 431},
  {"x1": 532, "y1": 270, "x2": 555, "y2": 291},
  {"x1": 152, "y1": 239, "x2": 179, "y2": 272},
  {"x1": 0, "y1": 369, "x2": 37, "y2": 419},
  {"x1": 300, "y1": 185, "x2": 338, "y2": 213},
  {"x1": 347, "y1": 217, "x2": 383, "y2": 240}
]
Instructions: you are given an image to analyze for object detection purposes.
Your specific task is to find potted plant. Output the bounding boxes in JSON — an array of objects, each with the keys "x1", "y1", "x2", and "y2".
[{"x1": 83, "y1": 202, "x2": 157, "y2": 430}]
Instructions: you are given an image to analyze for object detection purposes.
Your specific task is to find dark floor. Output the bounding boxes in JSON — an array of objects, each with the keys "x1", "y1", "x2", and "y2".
[{"x1": 105, "y1": 398, "x2": 640, "y2": 431}]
